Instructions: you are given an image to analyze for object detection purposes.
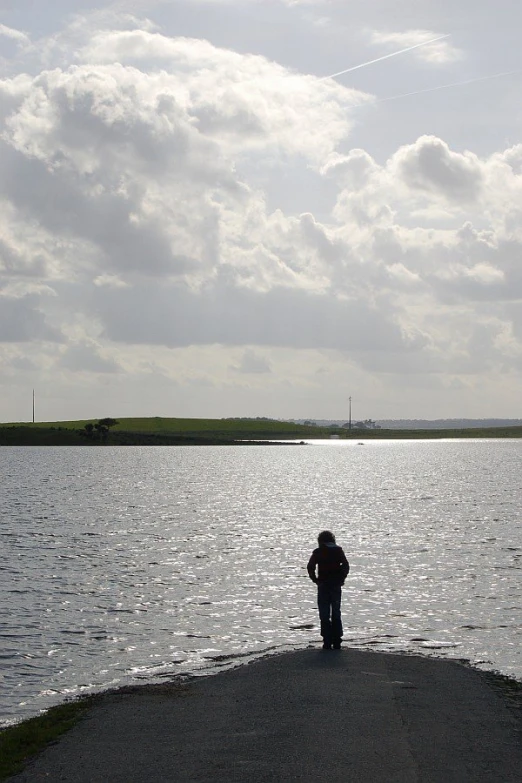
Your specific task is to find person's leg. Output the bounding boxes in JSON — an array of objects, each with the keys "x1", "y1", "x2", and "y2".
[
  {"x1": 330, "y1": 586, "x2": 343, "y2": 648},
  {"x1": 317, "y1": 583, "x2": 332, "y2": 648}
]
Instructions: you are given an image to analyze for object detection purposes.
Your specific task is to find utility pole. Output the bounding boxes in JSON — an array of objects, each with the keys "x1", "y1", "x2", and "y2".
[
  {"x1": 32, "y1": 389, "x2": 35, "y2": 423},
  {"x1": 349, "y1": 396, "x2": 352, "y2": 430}
]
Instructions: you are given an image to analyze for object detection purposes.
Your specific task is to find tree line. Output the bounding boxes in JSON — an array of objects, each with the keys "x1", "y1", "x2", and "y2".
[{"x1": 82, "y1": 418, "x2": 119, "y2": 440}]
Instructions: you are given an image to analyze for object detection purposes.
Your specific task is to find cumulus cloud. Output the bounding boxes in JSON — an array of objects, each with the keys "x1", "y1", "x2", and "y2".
[
  {"x1": 231, "y1": 349, "x2": 272, "y2": 374},
  {"x1": 0, "y1": 295, "x2": 63, "y2": 343},
  {"x1": 75, "y1": 30, "x2": 367, "y2": 162},
  {"x1": 88, "y1": 279, "x2": 410, "y2": 354},
  {"x1": 0, "y1": 8, "x2": 521, "y2": 420},
  {"x1": 390, "y1": 136, "x2": 484, "y2": 202},
  {"x1": 0, "y1": 28, "x2": 368, "y2": 292},
  {"x1": 59, "y1": 340, "x2": 121, "y2": 373}
]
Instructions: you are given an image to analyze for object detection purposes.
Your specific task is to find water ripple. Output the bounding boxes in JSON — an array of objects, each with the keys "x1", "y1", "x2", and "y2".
[{"x1": 1, "y1": 441, "x2": 521, "y2": 726}]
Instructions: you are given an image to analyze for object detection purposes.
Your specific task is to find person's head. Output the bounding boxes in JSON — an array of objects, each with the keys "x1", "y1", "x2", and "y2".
[{"x1": 317, "y1": 530, "x2": 336, "y2": 546}]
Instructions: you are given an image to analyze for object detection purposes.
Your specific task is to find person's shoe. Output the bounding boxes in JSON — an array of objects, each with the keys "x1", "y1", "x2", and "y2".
[{"x1": 322, "y1": 643, "x2": 332, "y2": 650}]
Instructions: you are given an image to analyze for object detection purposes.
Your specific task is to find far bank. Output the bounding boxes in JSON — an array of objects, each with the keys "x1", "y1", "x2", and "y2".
[{"x1": 1, "y1": 417, "x2": 522, "y2": 446}]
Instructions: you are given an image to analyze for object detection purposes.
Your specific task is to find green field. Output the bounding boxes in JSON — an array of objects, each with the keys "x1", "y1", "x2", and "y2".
[
  {"x1": 0, "y1": 417, "x2": 337, "y2": 445},
  {"x1": 25, "y1": 417, "x2": 334, "y2": 438},
  {"x1": 0, "y1": 417, "x2": 522, "y2": 446}
]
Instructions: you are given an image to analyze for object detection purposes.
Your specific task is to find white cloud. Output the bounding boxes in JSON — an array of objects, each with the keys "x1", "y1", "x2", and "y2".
[
  {"x1": 0, "y1": 27, "x2": 370, "y2": 295},
  {"x1": 0, "y1": 8, "x2": 521, "y2": 419},
  {"x1": 0, "y1": 24, "x2": 30, "y2": 47},
  {"x1": 390, "y1": 135, "x2": 484, "y2": 202},
  {"x1": 75, "y1": 29, "x2": 368, "y2": 163},
  {"x1": 370, "y1": 29, "x2": 463, "y2": 65},
  {"x1": 93, "y1": 273, "x2": 129, "y2": 288},
  {"x1": 464, "y1": 263, "x2": 505, "y2": 285}
]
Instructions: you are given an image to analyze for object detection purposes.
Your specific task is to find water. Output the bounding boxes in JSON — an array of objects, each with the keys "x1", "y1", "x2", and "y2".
[{"x1": 1, "y1": 441, "x2": 521, "y2": 726}]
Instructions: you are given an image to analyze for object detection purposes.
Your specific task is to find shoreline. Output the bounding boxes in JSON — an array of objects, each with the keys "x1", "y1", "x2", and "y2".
[
  {"x1": 2, "y1": 421, "x2": 522, "y2": 446},
  {"x1": 3, "y1": 640, "x2": 521, "y2": 732},
  {"x1": 3, "y1": 647, "x2": 522, "y2": 782}
]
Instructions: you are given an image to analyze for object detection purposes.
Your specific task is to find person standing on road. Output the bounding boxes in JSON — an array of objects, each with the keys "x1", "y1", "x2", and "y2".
[{"x1": 307, "y1": 531, "x2": 350, "y2": 650}]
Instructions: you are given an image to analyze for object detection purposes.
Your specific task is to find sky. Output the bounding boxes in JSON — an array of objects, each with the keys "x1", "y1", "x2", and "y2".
[{"x1": 1, "y1": 0, "x2": 522, "y2": 422}]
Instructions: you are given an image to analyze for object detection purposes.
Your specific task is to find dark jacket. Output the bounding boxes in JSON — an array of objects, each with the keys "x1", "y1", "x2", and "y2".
[{"x1": 307, "y1": 543, "x2": 350, "y2": 585}]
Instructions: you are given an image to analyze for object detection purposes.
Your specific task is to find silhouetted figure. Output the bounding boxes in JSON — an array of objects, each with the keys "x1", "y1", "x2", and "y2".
[{"x1": 307, "y1": 531, "x2": 350, "y2": 650}]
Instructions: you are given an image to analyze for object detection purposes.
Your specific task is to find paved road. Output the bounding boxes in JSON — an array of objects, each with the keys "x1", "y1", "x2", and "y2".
[{"x1": 9, "y1": 649, "x2": 522, "y2": 782}]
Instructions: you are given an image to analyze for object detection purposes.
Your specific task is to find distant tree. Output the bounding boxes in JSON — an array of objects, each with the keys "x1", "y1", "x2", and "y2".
[
  {"x1": 84, "y1": 423, "x2": 94, "y2": 437},
  {"x1": 98, "y1": 418, "x2": 118, "y2": 430},
  {"x1": 91, "y1": 418, "x2": 118, "y2": 442}
]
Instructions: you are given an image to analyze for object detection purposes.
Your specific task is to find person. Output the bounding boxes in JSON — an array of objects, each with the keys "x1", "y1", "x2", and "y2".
[{"x1": 307, "y1": 531, "x2": 350, "y2": 650}]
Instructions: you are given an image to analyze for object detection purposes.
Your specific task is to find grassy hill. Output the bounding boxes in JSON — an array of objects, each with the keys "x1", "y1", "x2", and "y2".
[
  {"x1": 0, "y1": 417, "x2": 336, "y2": 445},
  {"x1": 33, "y1": 417, "x2": 335, "y2": 438},
  {"x1": 0, "y1": 417, "x2": 521, "y2": 446}
]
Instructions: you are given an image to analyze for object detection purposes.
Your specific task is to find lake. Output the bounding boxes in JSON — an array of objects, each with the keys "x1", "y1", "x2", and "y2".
[{"x1": 1, "y1": 440, "x2": 521, "y2": 726}]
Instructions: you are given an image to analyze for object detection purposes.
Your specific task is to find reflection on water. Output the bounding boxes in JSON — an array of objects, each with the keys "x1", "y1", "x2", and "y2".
[{"x1": 1, "y1": 441, "x2": 521, "y2": 725}]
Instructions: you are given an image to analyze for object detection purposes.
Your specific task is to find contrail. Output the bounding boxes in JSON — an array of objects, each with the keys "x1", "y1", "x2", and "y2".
[
  {"x1": 344, "y1": 69, "x2": 520, "y2": 112},
  {"x1": 320, "y1": 34, "x2": 450, "y2": 81},
  {"x1": 374, "y1": 69, "x2": 521, "y2": 104}
]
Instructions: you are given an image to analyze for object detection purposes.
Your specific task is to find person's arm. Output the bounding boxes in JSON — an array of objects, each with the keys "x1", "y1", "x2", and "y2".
[
  {"x1": 307, "y1": 551, "x2": 318, "y2": 583},
  {"x1": 339, "y1": 548, "x2": 350, "y2": 582}
]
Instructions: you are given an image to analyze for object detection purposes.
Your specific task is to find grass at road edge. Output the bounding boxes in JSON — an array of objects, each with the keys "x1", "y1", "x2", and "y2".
[{"x1": 0, "y1": 697, "x2": 95, "y2": 780}]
